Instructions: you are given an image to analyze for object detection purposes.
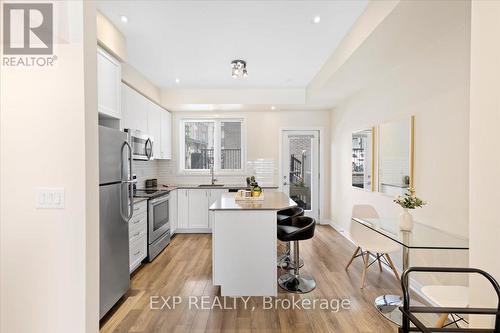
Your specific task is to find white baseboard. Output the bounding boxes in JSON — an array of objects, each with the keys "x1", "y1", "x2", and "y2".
[{"x1": 173, "y1": 228, "x2": 212, "y2": 234}]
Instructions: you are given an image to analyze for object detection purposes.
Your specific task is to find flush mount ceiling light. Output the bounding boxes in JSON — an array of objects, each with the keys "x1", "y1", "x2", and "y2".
[
  {"x1": 120, "y1": 15, "x2": 128, "y2": 23},
  {"x1": 175, "y1": 78, "x2": 180, "y2": 84},
  {"x1": 231, "y1": 60, "x2": 248, "y2": 78}
]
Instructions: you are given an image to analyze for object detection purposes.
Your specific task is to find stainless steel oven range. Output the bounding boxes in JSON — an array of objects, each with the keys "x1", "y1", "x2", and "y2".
[{"x1": 134, "y1": 189, "x2": 170, "y2": 261}]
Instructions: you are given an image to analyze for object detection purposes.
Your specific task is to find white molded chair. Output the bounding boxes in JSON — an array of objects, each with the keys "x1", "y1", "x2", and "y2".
[
  {"x1": 421, "y1": 285, "x2": 469, "y2": 328},
  {"x1": 346, "y1": 204, "x2": 401, "y2": 288}
]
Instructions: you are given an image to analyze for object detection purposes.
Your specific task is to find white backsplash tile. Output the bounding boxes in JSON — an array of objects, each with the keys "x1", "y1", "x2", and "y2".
[{"x1": 133, "y1": 158, "x2": 278, "y2": 187}]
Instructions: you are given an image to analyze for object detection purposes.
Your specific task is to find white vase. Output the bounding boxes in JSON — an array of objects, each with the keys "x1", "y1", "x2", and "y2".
[{"x1": 399, "y1": 208, "x2": 414, "y2": 231}]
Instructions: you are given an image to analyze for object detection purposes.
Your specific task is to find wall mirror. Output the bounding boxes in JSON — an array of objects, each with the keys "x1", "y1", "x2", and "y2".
[
  {"x1": 378, "y1": 116, "x2": 414, "y2": 196},
  {"x1": 352, "y1": 128, "x2": 374, "y2": 191}
]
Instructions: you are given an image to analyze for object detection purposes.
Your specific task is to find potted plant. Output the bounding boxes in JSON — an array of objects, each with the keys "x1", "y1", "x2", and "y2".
[{"x1": 393, "y1": 188, "x2": 426, "y2": 231}]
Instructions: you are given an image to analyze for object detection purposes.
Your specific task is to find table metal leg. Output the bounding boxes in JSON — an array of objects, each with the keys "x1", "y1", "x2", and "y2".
[{"x1": 374, "y1": 245, "x2": 410, "y2": 325}]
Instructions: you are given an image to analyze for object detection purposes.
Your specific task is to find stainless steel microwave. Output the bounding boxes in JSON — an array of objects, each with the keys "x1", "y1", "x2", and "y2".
[{"x1": 125, "y1": 129, "x2": 154, "y2": 160}]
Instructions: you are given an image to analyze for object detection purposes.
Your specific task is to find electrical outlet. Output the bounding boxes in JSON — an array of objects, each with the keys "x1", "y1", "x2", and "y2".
[{"x1": 36, "y1": 188, "x2": 65, "y2": 209}]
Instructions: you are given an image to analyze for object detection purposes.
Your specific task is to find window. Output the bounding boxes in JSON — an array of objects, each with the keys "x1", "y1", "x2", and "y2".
[
  {"x1": 183, "y1": 121, "x2": 215, "y2": 169},
  {"x1": 220, "y1": 121, "x2": 242, "y2": 170},
  {"x1": 181, "y1": 119, "x2": 244, "y2": 172}
]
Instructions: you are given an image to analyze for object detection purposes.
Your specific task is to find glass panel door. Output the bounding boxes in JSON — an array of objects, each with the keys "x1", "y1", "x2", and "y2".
[{"x1": 282, "y1": 130, "x2": 319, "y2": 220}]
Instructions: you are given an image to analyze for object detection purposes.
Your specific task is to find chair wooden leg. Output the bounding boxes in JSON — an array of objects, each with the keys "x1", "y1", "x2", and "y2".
[
  {"x1": 436, "y1": 313, "x2": 449, "y2": 328},
  {"x1": 360, "y1": 251, "x2": 370, "y2": 289},
  {"x1": 345, "y1": 246, "x2": 361, "y2": 271},
  {"x1": 377, "y1": 253, "x2": 383, "y2": 271},
  {"x1": 385, "y1": 254, "x2": 400, "y2": 281}
]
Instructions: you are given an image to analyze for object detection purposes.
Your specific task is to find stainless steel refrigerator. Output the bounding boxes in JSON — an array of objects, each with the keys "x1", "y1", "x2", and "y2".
[{"x1": 99, "y1": 126, "x2": 135, "y2": 319}]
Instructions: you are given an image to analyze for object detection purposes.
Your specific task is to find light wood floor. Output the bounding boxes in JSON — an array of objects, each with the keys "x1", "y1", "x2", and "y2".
[{"x1": 100, "y1": 225, "x2": 401, "y2": 333}]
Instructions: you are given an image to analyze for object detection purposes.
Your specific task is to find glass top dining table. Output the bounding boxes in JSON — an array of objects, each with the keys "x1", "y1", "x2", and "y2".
[
  {"x1": 352, "y1": 217, "x2": 469, "y2": 251},
  {"x1": 351, "y1": 217, "x2": 469, "y2": 325}
]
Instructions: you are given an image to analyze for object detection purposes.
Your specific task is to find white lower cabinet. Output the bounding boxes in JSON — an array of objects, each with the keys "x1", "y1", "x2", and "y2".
[
  {"x1": 129, "y1": 200, "x2": 147, "y2": 273},
  {"x1": 209, "y1": 189, "x2": 227, "y2": 229},
  {"x1": 188, "y1": 189, "x2": 210, "y2": 229},
  {"x1": 177, "y1": 189, "x2": 189, "y2": 229},
  {"x1": 169, "y1": 190, "x2": 178, "y2": 234},
  {"x1": 175, "y1": 188, "x2": 228, "y2": 232}
]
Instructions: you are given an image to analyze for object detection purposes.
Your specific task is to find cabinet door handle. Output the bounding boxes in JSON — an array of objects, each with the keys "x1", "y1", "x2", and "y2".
[
  {"x1": 133, "y1": 250, "x2": 140, "y2": 256},
  {"x1": 133, "y1": 232, "x2": 140, "y2": 237}
]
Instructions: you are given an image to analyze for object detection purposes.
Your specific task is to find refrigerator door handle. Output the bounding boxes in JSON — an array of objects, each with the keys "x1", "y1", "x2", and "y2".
[{"x1": 121, "y1": 141, "x2": 134, "y2": 221}]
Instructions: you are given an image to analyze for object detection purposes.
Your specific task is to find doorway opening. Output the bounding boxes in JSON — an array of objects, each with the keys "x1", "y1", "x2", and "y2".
[{"x1": 281, "y1": 130, "x2": 320, "y2": 220}]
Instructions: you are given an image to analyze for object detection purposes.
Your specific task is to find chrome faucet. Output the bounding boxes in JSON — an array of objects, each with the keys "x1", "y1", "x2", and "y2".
[{"x1": 210, "y1": 163, "x2": 218, "y2": 185}]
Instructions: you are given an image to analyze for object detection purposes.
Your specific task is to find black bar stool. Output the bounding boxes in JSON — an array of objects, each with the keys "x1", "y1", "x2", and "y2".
[
  {"x1": 276, "y1": 207, "x2": 304, "y2": 269},
  {"x1": 277, "y1": 216, "x2": 316, "y2": 293}
]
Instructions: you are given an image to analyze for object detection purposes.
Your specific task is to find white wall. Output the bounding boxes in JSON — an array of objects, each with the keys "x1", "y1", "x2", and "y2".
[
  {"x1": 97, "y1": 10, "x2": 126, "y2": 61},
  {"x1": 469, "y1": 0, "x2": 500, "y2": 328},
  {"x1": 330, "y1": 2, "x2": 470, "y2": 280},
  {"x1": 0, "y1": 1, "x2": 99, "y2": 332},
  {"x1": 153, "y1": 110, "x2": 331, "y2": 220}
]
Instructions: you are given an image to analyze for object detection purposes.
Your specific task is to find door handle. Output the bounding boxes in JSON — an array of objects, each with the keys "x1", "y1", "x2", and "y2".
[
  {"x1": 121, "y1": 141, "x2": 134, "y2": 222},
  {"x1": 283, "y1": 182, "x2": 289, "y2": 186},
  {"x1": 145, "y1": 138, "x2": 153, "y2": 159}
]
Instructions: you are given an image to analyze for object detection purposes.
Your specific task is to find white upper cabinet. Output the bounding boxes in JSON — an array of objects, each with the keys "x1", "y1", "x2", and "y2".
[
  {"x1": 121, "y1": 84, "x2": 172, "y2": 160},
  {"x1": 97, "y1": 48, "x2": 121, "y2": 119},
  {"x1": 159, "y1": 110, "x2": 172, "y2": 159},
  {"x1": 121, "y1": 83, "x2": 148, "y2": 133},
  {"x1": 147, "y1": 100, "x2": 162, "y2": 159}
]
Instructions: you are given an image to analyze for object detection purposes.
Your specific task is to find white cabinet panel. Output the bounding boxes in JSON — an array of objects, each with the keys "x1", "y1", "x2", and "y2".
[
  {"x1": 177, "y1": 189, "x2": 189, "y2": 229},
  {"x1": 209, "y1": 189, "x2": 227, "y2": 230},
  {"x1": 121, "y1": 83, "x2": 148, "y2": 133},
  {"x1": 129, "y1": 200, "x2": 147, "y2": 273},
  {"x1": 147, "y1": 101, "x2": 162, "y2": 159},
  {"x1": 188, "y1": 189, "x2": 209, "y2": 229},
  {"x1": 159, "y1": 110, "x2": 172, "y2": 159},
  {"x1": 176, "y1": 189, "x2": 228, "y2": 232},
  {"x1": 170, "y1": 190, "x2": 178, "y2": 234},
  {"x1": 97, "y1": 48, "x2": 121, "y2": 119},
  {"x1": 129, "y1": 235, "x2": 147, "y2": 273},
  {"x1": 122, "y1": 82, "x2": 172, "y2": 160}
]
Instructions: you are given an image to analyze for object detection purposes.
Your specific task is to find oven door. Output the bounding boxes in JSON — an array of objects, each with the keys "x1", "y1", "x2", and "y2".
[{"x1": 148, "y1": 194, "x2": 169, "y2": 243}]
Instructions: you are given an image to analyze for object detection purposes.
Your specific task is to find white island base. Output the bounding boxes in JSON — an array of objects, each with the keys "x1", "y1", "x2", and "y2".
[{"x1": 210, "y1": 192, "x2": 296, "y2": 297}]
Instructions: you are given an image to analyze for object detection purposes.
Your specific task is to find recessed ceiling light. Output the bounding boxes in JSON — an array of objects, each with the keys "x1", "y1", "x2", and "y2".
[
  {"x1": 271, "y1": 106, "x2": 276, "y2": 110},
  {"x1": 120, "y1": 15, "x2": 128, "y2": 23},
  {"x1": 175, "y1": 78, "x2": 180, "y2": 84},
  {"x1": 312, "y1": 15, "x2": 321, "y2": 24}
]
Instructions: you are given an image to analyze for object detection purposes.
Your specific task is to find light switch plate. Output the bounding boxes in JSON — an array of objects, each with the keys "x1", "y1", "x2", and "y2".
[{"x1": 36, "y1": 188, "x2": 65, "y2": 209}]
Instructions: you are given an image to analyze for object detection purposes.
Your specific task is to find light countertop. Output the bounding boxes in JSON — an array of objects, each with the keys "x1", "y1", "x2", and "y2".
[
  {"x1": 138, "y1": 184, "x2": 279, "y2": 191},
  {"x1": 174, "y1": 184, "x2": 279, "y2": 189},
  {"x1": 209, "y1": 192, "x2": 296, "y2": 211}
]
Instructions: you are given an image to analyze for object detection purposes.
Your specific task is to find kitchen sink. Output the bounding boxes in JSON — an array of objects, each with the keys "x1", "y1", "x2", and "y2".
[{"x1": 198, "y1": 184, "x2": 225, "y2": 187}]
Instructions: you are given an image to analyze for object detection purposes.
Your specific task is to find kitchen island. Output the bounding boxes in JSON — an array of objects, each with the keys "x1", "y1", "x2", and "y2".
[{"x1": 209, "y1": 191, "x2": 296, "y2": 296}]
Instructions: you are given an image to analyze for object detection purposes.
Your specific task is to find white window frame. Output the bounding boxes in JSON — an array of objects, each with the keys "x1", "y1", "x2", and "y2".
[{"x1": 179, "y1": 117, "x2": 246, "y2": 174}]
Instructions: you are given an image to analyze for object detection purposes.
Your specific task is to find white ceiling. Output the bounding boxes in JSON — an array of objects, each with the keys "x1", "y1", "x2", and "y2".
[{"x1": 96, "y1": 1, "x2": 368, "y2": 90}]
